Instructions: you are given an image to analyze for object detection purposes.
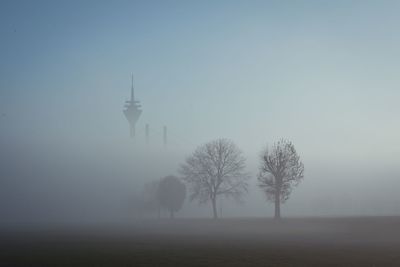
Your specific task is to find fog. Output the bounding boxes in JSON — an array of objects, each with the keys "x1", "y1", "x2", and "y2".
[{"x1": 1, "y1": 0, "x2": 400, "y2": 226}]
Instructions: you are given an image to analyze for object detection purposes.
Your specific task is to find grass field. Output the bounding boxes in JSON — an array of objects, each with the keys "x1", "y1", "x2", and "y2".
[{"x1": 1, "y1": 217, "x2": 400, "y2": 266}]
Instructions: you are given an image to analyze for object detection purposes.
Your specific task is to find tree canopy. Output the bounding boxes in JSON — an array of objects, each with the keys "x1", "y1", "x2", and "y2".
[
  {"x1": 157, "y1": 175, "x2": 186, "y2": 218},
  {"x1": 258, "y1": 139, "x2": 304, "y2": 219},
  {"x1": 180, "y1": 138, "x2": 249, "y2": 219}
]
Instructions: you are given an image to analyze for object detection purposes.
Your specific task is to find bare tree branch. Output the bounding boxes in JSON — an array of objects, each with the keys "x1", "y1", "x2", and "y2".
[
  {"x1": 258, "y1": 139, "x2": 304, "y2": 219},
  {"x1": 180, "y1": 138, "x2": 250, "y2": 219}
]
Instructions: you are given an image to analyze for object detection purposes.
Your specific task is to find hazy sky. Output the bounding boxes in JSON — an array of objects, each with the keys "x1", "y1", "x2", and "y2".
[
  {"x1": 1, "y1": 1, "x2": 400, "y2": 158},
  {"x1": 1, "y1": 1, "x2": 400, "y2": 221}
]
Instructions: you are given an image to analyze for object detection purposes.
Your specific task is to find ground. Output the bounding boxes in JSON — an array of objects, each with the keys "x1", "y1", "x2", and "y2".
[{"x1": 1, "y1": 217, "x2": 400, "y2": 266}]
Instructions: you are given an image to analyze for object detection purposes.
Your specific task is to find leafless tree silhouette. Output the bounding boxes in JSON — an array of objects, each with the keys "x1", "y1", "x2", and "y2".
[
  {"x1": 258, "y1": 139, "x2": 304, "y2": 220},
  {"x1": 180, "y1": 138, "x2": 249, "y2": 219}
]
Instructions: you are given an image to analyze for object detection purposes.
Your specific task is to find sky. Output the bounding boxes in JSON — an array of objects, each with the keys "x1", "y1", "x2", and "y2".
[{"x1": 1, "y1": 0, "x2": 400, "y2": 222}]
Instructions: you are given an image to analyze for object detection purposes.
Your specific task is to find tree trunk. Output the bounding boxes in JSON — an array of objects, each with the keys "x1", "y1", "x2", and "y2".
[
  {"x1": 212, "y1": 197, "x2": 218, "y2": 219},
  {"x1": 274, "y1": 191, "x2": 281, "y2": 220}
]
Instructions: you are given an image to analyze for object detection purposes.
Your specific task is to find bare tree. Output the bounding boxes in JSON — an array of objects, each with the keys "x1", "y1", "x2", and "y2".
[
  {"x1": 180, "y1": 138, "x2": 249, "y2": 219},
  {"x1": 258, "y1": 139, "x2": 304, "y2": 220},
  {"x1": 157, "y1": 176, "x2": 186, "y2": 218}
]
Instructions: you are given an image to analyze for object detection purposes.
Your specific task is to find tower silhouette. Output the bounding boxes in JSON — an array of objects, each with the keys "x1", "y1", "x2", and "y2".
[{"x1": 123, "y1": 74, "x2": 142, "y2": 138}]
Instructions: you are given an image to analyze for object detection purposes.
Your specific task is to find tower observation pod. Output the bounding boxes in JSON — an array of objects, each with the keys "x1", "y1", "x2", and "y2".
[{"x1": 123, "y1": 74, "x2": 142, "y2": 138}]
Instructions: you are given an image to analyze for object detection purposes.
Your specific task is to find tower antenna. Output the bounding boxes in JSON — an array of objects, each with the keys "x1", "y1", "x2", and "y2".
[
  {"x1": 131, "y1": 73, "x2": 135, "y2": 102},
  {"x1": 123, "y1": 73, "x2": 142, "y2": 138}
]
